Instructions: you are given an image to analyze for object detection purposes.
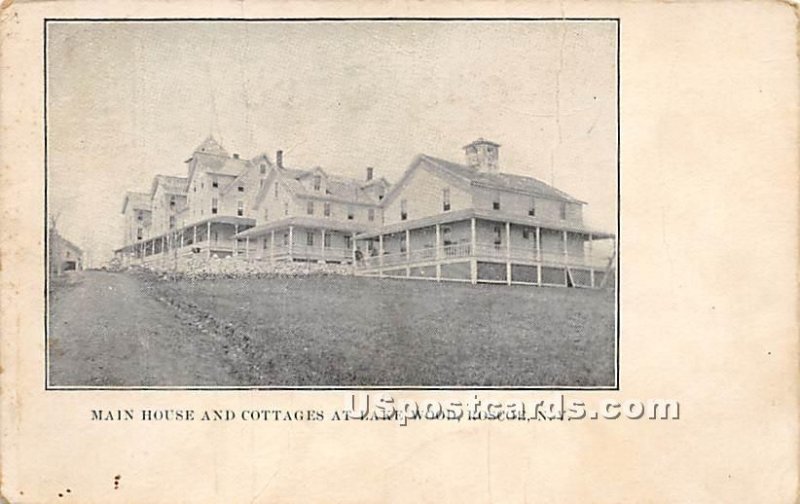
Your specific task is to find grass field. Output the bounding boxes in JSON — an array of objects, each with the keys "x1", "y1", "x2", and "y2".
[{"x1": 146, "y1": 274, "x2": 617, "y2": 387}]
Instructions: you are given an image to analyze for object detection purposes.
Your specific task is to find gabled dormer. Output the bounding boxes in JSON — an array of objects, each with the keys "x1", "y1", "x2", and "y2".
[{"x1": 297, "y1": 167, "x2": 328, "y2": 194}]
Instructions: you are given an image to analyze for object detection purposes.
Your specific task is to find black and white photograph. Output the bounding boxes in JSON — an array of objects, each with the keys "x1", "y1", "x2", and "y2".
[{"x1": 46, "y1": 19, "x2": 619, "y2": 389}]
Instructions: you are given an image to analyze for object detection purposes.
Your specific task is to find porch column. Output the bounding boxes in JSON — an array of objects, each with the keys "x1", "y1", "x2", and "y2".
[
  {"x1": 351, "y1": 233, "x2": 356, "y2": 266},
  {"x1": 470, "y1": 217, "x2": 477, "y2": 285},
  {"x1": 563, "y1": 230, "x2": 569, "y2": 263},
  {"x1": 405, "y1": 229, "x2": 411, "y2": 278},
  {"x1": 245, "y1": 235, "x2": 250, "y2": 260},
  {"x1": 505, "y1": 221, "x2": 512, "y2": 285},
  {"x1": 270, "y1": 230, "x2": 275, "y2": 262},
  {"x1": 536, "y1": 226, "x2": 542, "y2": 285},
  {"x1": 234, "y1": 224, "x2": 239, "y2": 257},
  {"x1": 207, "y1": 221, "x2": 212, "y2": 259},
  {"x1": 180, "y1": 228, "x2": 184, "y2": 249},
  {"x1": 588, "y1": 234, "x2": 594, "y2": 287},
  {"x1": 435, "y1": 224, "x2": 441, "y2": 282},
  {"x1": 320, "y1": 229, "x2": 326, "y2": 262},
  {"x1": 193, "y1": 225, "x2": 197, "y2": 246},
  {"x1": 378, "y1": 234, "x2": 384, "y2": 268},
  {"x1": 288, "y1": 225, "x2": 294, "y2": 261}
]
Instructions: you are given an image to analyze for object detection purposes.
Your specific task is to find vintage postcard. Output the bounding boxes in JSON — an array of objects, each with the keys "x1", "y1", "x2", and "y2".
[{"x1": 1, "y1": 1, "x2": 797, "y2": 503}]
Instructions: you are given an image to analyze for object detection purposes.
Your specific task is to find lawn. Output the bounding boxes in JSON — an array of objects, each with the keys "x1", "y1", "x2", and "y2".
[{"x1": 149, "y1": 274, "x2": 616, "y2": 387}]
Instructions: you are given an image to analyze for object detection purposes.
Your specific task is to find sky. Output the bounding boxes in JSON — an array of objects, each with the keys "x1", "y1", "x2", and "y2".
[{"x1": 46, "y1": 20, "x2": 617, "y2": 266}]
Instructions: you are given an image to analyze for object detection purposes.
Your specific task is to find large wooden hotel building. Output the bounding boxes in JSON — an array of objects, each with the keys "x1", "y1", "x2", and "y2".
[{"x1": 115, "y1": 137, "x2": 615, "y2": 288}]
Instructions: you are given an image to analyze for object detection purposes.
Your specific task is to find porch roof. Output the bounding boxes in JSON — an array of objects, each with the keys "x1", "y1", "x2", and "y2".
[
  {"x1": 114, "y1": 215, "x2": 256, "y2": 252},
  {"x1": 355, "y1": 208, "x2": 615, "y2": 240},
  {"x1": 235, "y1": 216, "x2": 375, "y2": 238}
]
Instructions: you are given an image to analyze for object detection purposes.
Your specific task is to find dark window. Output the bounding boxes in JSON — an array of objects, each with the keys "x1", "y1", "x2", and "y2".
[
  {"x1": 494, "y1": 226, "x2": 502, "y2": 245},
  {"x1": 306, "y1": 232, "x2": 314, "y2": 246},
  {"x1": 442, "y1": 188, "x2": 451, "y2": 211},
  {"x1": 136, "y1": 227, "x2": 143, "y2": 240},
  {"x1": 283, "y1": 233, "x2": 289, "y2": 246},
  {"x1": 313, "y1": 175, "x2": 321, "y2": 191},
  {"x1": 529, "y1": 199, "x2": 536, "y2": 216},
  {"x1": 307, "y1": 201, "x2": 314, "y2": 215},
  {"x1": 136, "y1": 212, "x2": 143, "y2": 222},
  {"x1": 169, "y1": 216, "x2": 176, "y2": 229},
  {"x1": 237, "y1": 201, "x2": 244, "y2": 216},
  {"x1": 284, "y1": 202, "x2": 289, "y2": 216},
  {"x1": 260, "y1": 163, "x2": 267, "y2": 174},
  {"x1": 560, "y1": 203, "x2": 567, "y2": 220},
  {"x1": 263, "y1": 237, "x2": 268, "y2": 249},
  {"x1": 211, "y1": 198, "x2": 218, "y2": 214},
  {"x1": 274, "y1": 183, "x2": 279, "y2": 198},
  {"x1": 238, "y1": 186, "x2": 244, "y2": 192},
  {"x1": 492, "y1": 197, "x2": 501, "y2": 210},
  {"x1": 400, "y1": 233, "x2": 407, "y2": 253},
  {"x1": 324, "y1": 233, "x2": 331, "y2": 248},
  {"x1": 169, "y1": 196, "x2": 176, "y2": 208},
  {"x1": 400, "y1": 199, "x2": 408, "y2": 221},
  {"x1": 522, "y1": 228, "x2": 530, "y2": 240},
  {"x1": 368, "y1": 208, "x2": 375, "y2": 222},
  {"x1": 347, "y1": 207, "x2": 354, "y2": 220},
  {"x1": 212, "y1": 179, "x2": 219, "y2": 188},
  {"x1": 324, "y1": 202, "x2": 331, "y2": 217},
  {"x1": 344, "y1": 235, "x2": 352, "y2": 250}
]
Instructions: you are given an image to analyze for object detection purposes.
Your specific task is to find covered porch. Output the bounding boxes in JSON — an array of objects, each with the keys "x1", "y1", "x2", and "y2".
[
  {"x1": 235, "y1": 217, "x2": 369, "y2": 264},
  {"x1": 116, "y1": 216, "x2": 257, "y2": 269},
  {"x1": 354, "y1": 209, "x2": 616, "y2": 288}
]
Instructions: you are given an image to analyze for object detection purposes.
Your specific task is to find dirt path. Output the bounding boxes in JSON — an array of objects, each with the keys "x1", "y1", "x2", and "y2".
[{"x1": 48, "y1": 270, "x2": 237, "y2": 386}]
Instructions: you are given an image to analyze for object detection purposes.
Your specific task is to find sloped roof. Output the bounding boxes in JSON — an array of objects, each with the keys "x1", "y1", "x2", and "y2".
[
  {"x1": 207, "y1": 157, "x2": 251, "y2": 177},
  {"x1": 193, "y1": 135, "x2": 229, "y2": 157},
  {"x1": 151, "y1": 175, "x2": 188, "y2": 196},
  {"x1": 275, "y1": 167, "x2": 383, "y2": 205},
  {"x1": 421, "y1": 155, "x2": 584, "y2": 204},
  {"x1": 121, "y1": 191, "x2": 152, "y2": 214}
]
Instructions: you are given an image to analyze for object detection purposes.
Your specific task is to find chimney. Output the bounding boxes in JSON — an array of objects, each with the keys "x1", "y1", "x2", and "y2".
[
  {"x1": 276, "y1": 150, "x2": 283, "y2": 169},
  {"x1": 366, "y1": 167, "x2": 374, "y2": 181}
]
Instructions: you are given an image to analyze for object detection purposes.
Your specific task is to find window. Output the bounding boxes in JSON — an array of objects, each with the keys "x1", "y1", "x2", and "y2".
[
  {"x1": 260, "y1": 163, "x2": 267, "y2": 175},
  {"x1": 193, "y1": 185, "x2": 196, "y2": 193},
  {"x1": 263, "y1": 208, "x2": 269, "y2": 221},
  {"x1": 522, "y1": 228, "x2": 530, "y2": 240},
  {"x1": 284, "y1": 202, "x2": 289, "y2": 216},
  {"x1": 136, "y1": 227, "x2": 143, "y2": 240},
  {"x1": 307, "y1": 201, "x2": 314, "y2": 215},
  {"x1": 347, "y1": 207, "x2": 354, "y2": 220},
  {"x1": 238, "y1": 185, "x2": 244, "y2": 192},
  {"x1": 313, "y1": 175, "x2": 321, "y2": 191},
  {"x1": 368, "y1": 208, "x2": 375, "y2": 222},
  {"x1": 169, "y1": 216, "x2": 176, "y2": 229},
  {"x1": 442, "y1": 226, "x2": 453, "y2": 246},
  {"x1": 212, "y1": 178, "x2": 219, "y2": 188},
  {"x1": 213, "y1": 231, "x2": 219, "y2": 243},
  {"x1": 400, "y1": 199, "x2": 408, "y2": 220},
  {"x1": 529, "y1": 199, "x2": 536, "y2": 217},
  {"x1": 344, "y1": 235, "x2": 352, "y2": 250},
  {"x1": 260, "y1": 179, "x2": 264, "y2": 188},
  {"x1": 324, "y1": 202, "x2": 331, "y2": 217},
  {"x1": 442, "y1": 188, "x2": 451, "y2": 211},
  {"x1": 283, "y1": 233, "x2": 289, "y2": 246},
  {"x1": 306, "y1": 232, "x2": 314, "y2": 246},
  {"x1": 211, "y1": 198, "x2": 218, "y2": 214},
  {"x1": 237, "y1": 201, "x2": 244, "y2": 216},
  {"x1": 169, "y1": 196, "x2": 176, "y2": 208},
  {"x1": 323, "y1": 233, "x2": 331, "y2": 248},
  {"x1": 560, "y1": 203, "x2": 567, "y2": 220},
  {"x1": 400, "y1": 233, "x2": 407, "y2": 253},
  {"x1": 263, "y1": 237, "x2": 268, "y2": 249},
  {"x1": 136, "y1": 211, "x2": 143, "y2": 222},
  {"x1": 274, "y1": 183, "x2": 279, "y2": 198},
  {"x1": 492, "y1": 194, "x2": 501, "y2": 210},
  {"x1": 494, "y1": 225, "x2": 502, "y2": 246}
]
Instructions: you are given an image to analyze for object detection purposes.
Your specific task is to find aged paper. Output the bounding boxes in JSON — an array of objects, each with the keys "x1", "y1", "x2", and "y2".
[{"x1": 1, "y1": 0, "x2": 797, "y2": 502}]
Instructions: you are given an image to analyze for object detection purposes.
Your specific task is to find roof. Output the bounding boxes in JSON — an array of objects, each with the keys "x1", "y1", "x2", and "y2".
[
  {"x1": 463, "y1": 137, "x2": 501, "y2": 149},
  {"x1": 121, "y1": 191, "x2": 152, "y2": 214},
  {"x1": 51, "y1": 231, "x2": 83, "y2": 254},
  {"x1": 193, "y1": 136, "x2": 229, "y2": 157},
  {"x1": 356, "y1": 208, "x2": 614, "y2": 240},
  {"x1": 151, "y1": 175, "x2": 188, "y2": 196},
  {"x1": 261, "y1": 166, "x2": 385, "y2": 206},
  {"x1": 235, "y1": 216, "x2": 375, "y2": 238},
  {"x1": 420, "y1": 155, "x2": 584, "y2": 204}
]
